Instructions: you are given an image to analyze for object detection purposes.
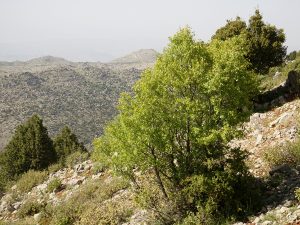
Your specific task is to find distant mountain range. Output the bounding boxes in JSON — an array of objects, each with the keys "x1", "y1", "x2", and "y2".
[{"x1": 0, "y1": 49, "x2": 158, "y2": 150}]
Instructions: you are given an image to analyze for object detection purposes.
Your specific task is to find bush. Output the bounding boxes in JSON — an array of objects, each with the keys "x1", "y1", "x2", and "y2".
[
  {"x1": 47, "y1": 163, "x2": 64, "y2": 174},
  {"x1": 47, "y1": 178, "x2": 62, "y2": 193},
  {"x1": 14, "y1": 170, "x2": 48, "y2": 194},
  {"x1": 78, "y1": 199, "x2": 134, "y2": 225},
  {"x1": 17, "y1": 200, "x2": 44, "y2": 218},
  {"x1": 65, "y1": 151, "x2": 89, "y2": 168},
  {"x1": 91, "y1": 162, "x2": 106, "y2": 174},
  {"x1": 263, "y1": 140, "x2": 300, "y2": 168},
  {"x1": 45, "y1": 176, "x2": 130, "y2": 225},
  {"x1": 0, "y1": 219, "x2": 36, "y2": 225},
  {"x1": 295, "y1": 188, "x2": 300, "y2": 202},
  {"x1": 134, "y1": 172, "x2": 182, "y2": 224},
  {"x1": 178, "y1": 208, "x2": 223, "y2": 225}
]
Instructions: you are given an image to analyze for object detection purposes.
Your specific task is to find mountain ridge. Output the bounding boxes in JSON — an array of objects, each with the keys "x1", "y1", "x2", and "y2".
[
  {"x1": 110, "y1": 49, "x2": 159, "y2": 64},
  {"x1": 0, "y1": 49, "x2": 158, "y2": 150}
]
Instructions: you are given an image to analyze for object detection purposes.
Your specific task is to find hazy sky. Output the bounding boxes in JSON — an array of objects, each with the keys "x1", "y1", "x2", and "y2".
[{"x1": 0, "y1": 0, "x2": 299, "y2": 62}]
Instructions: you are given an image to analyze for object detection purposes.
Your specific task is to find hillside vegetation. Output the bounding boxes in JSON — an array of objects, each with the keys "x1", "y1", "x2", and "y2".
[
  {"x1": 1, "y1": 9, "x2": 300, "y2": 225},
  {"x1": 0, "y1": 50, "x2": 157, "y2": 150}
]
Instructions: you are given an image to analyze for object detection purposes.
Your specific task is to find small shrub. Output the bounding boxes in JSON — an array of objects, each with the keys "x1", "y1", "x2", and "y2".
[
  {"x1": 46, "y1": 176, "x2": 130, "y2": 225},
  {"x1": 0, "y1": 219, "x2": 36, "y2": 225},
  {"x1": 65, "y1": 151, "x2": 89, "y2": 168},
  {"x1": 91, "y1": 162, "x2": 106, "y2": 174},
  {"x1": 47, "y1": 178, "x2": 62, "y2": 193},
  {"x1": 14, "y1": 170, "x2": 48, "y2": 194},
  {"x1": 17, "y1": 200, "x2": 44, "y2": 218},
  {"x1": 179, "y1": 208, "x2": 222, "y2": 225},
  {"x1": 134, "y1": 173, "x2": 181, "y2": 224},
  {"x1": 263, "y1": 140, "x2": 300, "y2": 168},
  {"x1": 295, "y1": 188, "x2": 300, "y2": 202},
  {"x1": 263, "y1": 212, "x2": 277, "y2": 222},
  {"x1": 47, "y1": 163, "x2": 63, "y2": 174},
  {"x1": 78, "y1": 199, "x2": 134, "y2": 225},
  {"x1": 50, "y1": 214, "x2": 74, "y2": 225}
]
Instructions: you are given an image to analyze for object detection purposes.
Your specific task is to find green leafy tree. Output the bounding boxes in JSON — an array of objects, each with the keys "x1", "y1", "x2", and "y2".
[
  {"x1": 53, "y1": 126, "x2": 87, "y2": 163},
  {"x1": 94, "y1": 27, "x2": 260, "y2": 221},
  {"x1": 0, "y1": 115, "x2": 56, "y2": 181},
  {"x1": 212, "y1": 10, "x2": 286, "y2": 74}
]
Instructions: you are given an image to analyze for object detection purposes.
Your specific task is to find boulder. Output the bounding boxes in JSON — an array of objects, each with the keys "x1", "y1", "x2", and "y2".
[
  {"x1": 67, "y1": 176, "x2": 85, "y2": 186},
  {"x1": 34, "y1": 212, "x2": 42, "y2": 222}
]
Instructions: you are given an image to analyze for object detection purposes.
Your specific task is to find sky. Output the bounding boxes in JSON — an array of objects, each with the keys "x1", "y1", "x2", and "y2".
[{"x1": 0, "y1": 0, "x2": 299, "y2": 62}]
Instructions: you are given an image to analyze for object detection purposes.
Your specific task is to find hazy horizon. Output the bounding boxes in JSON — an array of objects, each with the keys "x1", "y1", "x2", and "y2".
[{"x1": 1, "y1": 0, "x2": 299, "y2": 62}]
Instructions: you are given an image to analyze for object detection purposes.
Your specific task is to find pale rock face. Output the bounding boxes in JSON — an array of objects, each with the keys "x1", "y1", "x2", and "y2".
[
  {"x1": 12, "y1": 202, "x2": 22, "y2": 210},
  {"x1": 255, "y1": 133, "x2": 263, "y2": 146},
  {"x1": 34, "y1": 212, "x2": 42, "y2": 222},
  {"x1": 231, "y1": 99, "x2": 300, "y2": 177},
  {"x1": 231, "y1": 99, "x2": 300, "y2": 225}
]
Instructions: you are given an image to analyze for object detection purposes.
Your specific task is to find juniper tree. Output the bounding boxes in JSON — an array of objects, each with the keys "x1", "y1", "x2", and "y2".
[
  {"x1": 0, "y1": 115, "x2": 56, "y2": 181},
  {"x1": 212, "y1": 10, "x2": 286, "y2": 74},
  {"x1": 53, "y1": 126, "x2": 87, "y2": 163}
]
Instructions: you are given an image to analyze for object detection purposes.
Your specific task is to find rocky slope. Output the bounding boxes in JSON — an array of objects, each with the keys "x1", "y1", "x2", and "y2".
[
  {"x1": 2, "y1": 54, "x2": 300, "y2": 224},
  {"x1": 0, "y1": 160, "x2": 147, "y2": 225},
  {"x1": 1, "y1": 98, "x2": 300, "y2": 224},
  {"x1": 0, "y1": 50, "x2": 158, "y2": 150},
  {"x1": 231, "y1": 98, "x2": 300, "y2": 225},
  {"x1": 232, "y1": 99, "x2": 300, "y2": 177}
]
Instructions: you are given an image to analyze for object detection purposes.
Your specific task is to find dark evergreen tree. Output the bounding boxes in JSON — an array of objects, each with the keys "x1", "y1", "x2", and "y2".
[
  {"x1": 53, "y1": 126, "x2": 87, "y2": 163},
  {"x1": 212, "y1": 10, "x2": 286, "y2": 74},
  {"x1": 246, "y1": 10, "x2": 286, "y2": 73},
  {"x1": 0, "y1": 115, "x2": 56, "y2": 180},
  {"x1": 212, "y1": 17, "x2": 247, "y2": 41}
]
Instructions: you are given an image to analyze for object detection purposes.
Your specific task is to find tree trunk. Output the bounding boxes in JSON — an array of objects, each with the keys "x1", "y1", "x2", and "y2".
[{"x1": 150, "y1": 146, "x2": 169, "y2": 199}]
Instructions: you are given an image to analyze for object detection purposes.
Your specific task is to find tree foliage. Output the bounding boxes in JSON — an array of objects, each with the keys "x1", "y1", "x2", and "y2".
[
  {"x1": 93, "y1": 27, "x2": 260, "y2": 220},
  {"x1": 212, "y1": 17, "x2": 246, "y2": 41},
  {"x1": 0, "y1": 115, "x2": 56, "y2": 181},
  {"x1": 212, "y1": 10, "x2": 287, "y2": 74},
  {"x1": 53, "y1": 126, "x2": 87, "y2": 163},
  {"x1": 286, "y1": 51, "x2": 297, "y2": 61}
]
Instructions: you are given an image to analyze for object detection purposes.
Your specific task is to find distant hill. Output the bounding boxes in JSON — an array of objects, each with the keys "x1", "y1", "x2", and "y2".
[
  {"x1": 25, "y1": 56, "x2": 70, "y2": 65},
  {"x1": 0, "y1": 50, "x2": 157, "y2": 150},
  {"x1": 111, "y1": 49, "x2": 158, "y2": 64}
]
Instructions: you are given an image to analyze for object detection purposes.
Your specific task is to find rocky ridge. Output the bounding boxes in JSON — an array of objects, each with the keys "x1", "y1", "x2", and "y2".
[
  {"x1": 232, "y1": 99, "x2": 300, "y2": 177},
  {"x1": 232, "y1": 98, "x2": 300, "y2": 224},
  {"x1": 0, "y1": 50, "x2": 158, "y2": 150}
]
